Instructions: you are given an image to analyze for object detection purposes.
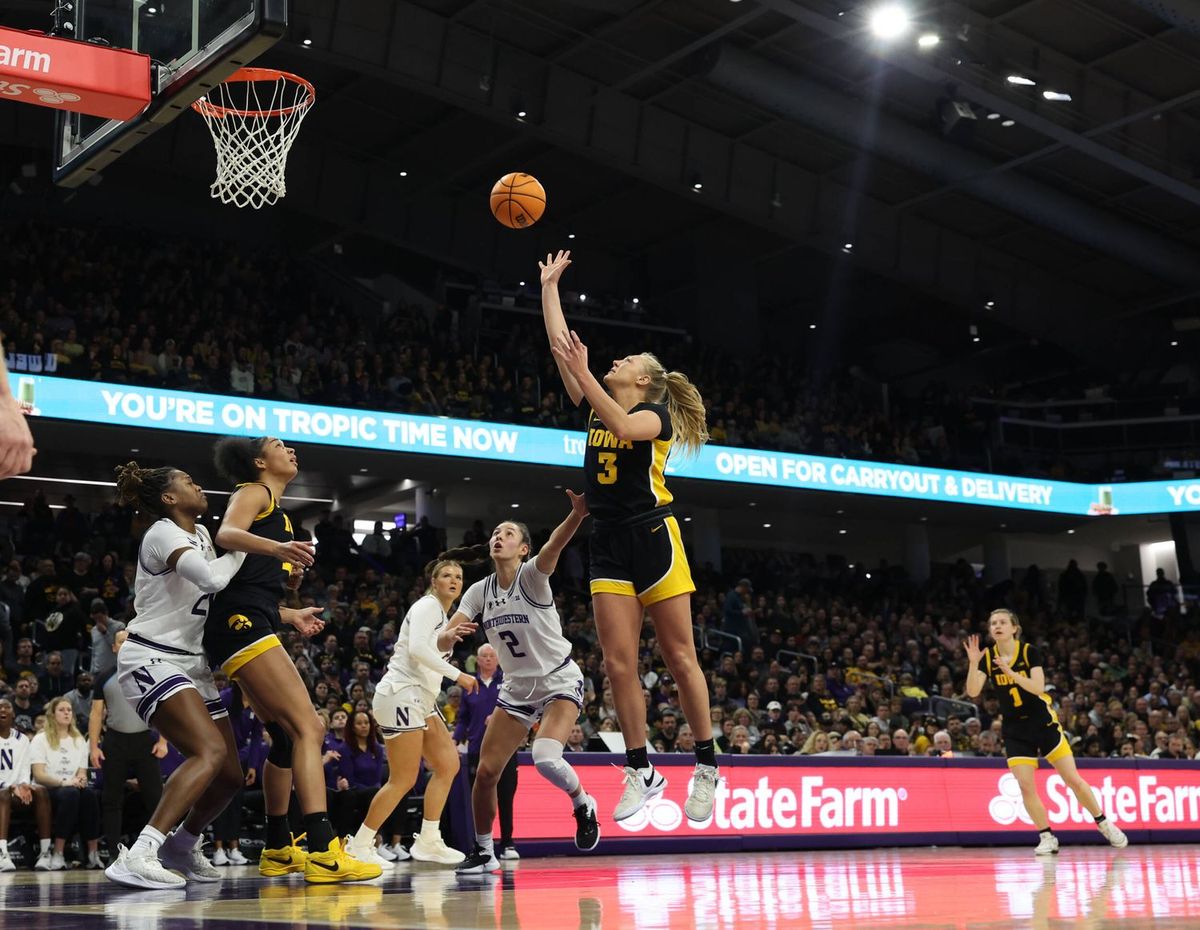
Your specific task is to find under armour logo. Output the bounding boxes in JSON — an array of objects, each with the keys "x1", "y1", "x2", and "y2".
[{"x1": 33, "y1": 88, "x2": 81, "y2": 105}]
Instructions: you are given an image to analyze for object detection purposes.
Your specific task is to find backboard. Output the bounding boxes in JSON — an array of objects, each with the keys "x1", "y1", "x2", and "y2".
[{"x1": 52, "y1": 0, "x2": 287, "y2": 187}]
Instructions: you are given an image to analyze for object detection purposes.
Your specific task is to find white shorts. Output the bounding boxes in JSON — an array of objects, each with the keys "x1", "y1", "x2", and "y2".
[
  {"x1": 117, "y1": 636, "x2": 227, "y2": 726},
  {"x1": 373, "y1": 682, "x2": 439, "y2": 738},
  {"x1": 497, "y1": 658, "x2": 585, "y2": 728}
]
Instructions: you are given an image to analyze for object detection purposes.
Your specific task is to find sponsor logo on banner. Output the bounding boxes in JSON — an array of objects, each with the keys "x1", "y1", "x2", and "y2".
[
  {"x1": 0, "y1": 44, "x2": 51, "y2": 73},
  {"x1": 508, "y1": 762, "x2": 1200, "y2": 843}
]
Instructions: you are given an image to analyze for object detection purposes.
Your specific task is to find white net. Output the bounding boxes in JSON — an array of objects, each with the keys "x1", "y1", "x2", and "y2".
[{"x1": 192, "y1": 68, "x2": 315, "y2": 210}]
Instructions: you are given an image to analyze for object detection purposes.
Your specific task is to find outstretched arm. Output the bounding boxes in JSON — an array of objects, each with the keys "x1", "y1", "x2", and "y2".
[
  {"x1": 534, "y1": 490, "x2": 589, "y2": 576},
  {"x1": 540, "y1": 250, "x2": 584, "y2": 407},
  {"x1": 551, "y1": 331, "x2": 664, "y2": 442}
]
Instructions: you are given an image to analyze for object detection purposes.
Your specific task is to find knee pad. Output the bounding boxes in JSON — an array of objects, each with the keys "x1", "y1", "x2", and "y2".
[
  {"x1": 531, "y1": 738, "x2": 579, "y2": 793},
  {"x1": 266, "y1": 721, "x2": 293, "y2": 768}
]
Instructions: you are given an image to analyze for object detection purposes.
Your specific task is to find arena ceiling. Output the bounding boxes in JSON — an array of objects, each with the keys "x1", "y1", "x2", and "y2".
[{"x1": 4, "y1": 0, "x2": 1200, "y2": 380}]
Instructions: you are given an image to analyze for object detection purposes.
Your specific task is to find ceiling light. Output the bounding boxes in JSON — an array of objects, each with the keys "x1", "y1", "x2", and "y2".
[
  {"x1": 691, "y1": 178, "x2": 703, "y2": 192},
  {"x1": 683, "y1": 516, "x2": 692, "y2": 522},
  {"x1": 842, "y1": 242, "x2": 854, "y2": 252},
  {"x1": 985, "y1": 300, "x2": 995, "y2": 308},
  {"x1": 1001, "y1": 119, "x2": 1015, "y2": 127},
  {"x1": 749, "y1": 502, "x2": 757, "y2": 507},
  {"x1": 1006, "y1": 74, "x2": 1035, "y2": 86},
  {"x1": 972, "y1": 336, "x2": 980, "y2": 343},
  {"x1": 579, "y1": 293, "x2": 587, "y2": 302},
  {"x1": 301, "y1": 37, "x2": 312, "y2": 47},
  {"x1": 511, "y1": 503, "x2": 520, "y2": 509},
  {"x1": 762, "y1": 523, "x2": 772, "y2": 528},
  {"x1": 1171, "y1": 340, "x2": 1179, "y2": 346},
  {"x1": 463, "y1": 476, "x2": 472, "y2": 481},
  {"x1": 917, "y1": 33, "x2": 939, "y2": 48},
  {"x1": 838, "y1": 528, "x2": 848, "y2": 535},
  {"x1": 399, "y1": 170, "x2": 408, "y2": 177},
  {"x1": 986, "y1": 112, "x2": 1001, "y2": 120},
  {"x1": 1067, "y1": 529, "x2": 1075, "y2": 535},
  {"x1": 632, "y1": 297, "x2": 639, "y2": 304},
  {"x1": 359, "y1": 467, "x2": 368, "y2": 473},
  {"x1": 518, "y1": 281, "x2": 525, "y2": 287},
  {"x1": 567, "y1": 233, "x2": 576, "y2": 239},
  {"x1": 868, "y1": 4, "x2": 912, "y2": 39},
  {"x1": 809, "y1": 323, "x2": 817, "y2": 330},
  {"x1": 515, "y1": 109, "x2": 527, "y2": 119},
  {"x1": 1042, "y1": 90, "x2": 1072, "y2": 102}
]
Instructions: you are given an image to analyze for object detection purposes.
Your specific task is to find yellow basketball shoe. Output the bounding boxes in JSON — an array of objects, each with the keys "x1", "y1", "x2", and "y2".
[
  {"x1": 304, "y1": 836, "x2": 383, "y2": 884},
  {"x1": 259, "y1": 833, "x2": 309, "y2": 877}
]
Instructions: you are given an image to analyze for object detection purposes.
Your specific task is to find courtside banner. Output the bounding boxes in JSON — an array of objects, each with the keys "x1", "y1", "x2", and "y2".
[
  {"x1": 10, "y1": 373, "x2": 1196, "y2": 515},
  {"x1": 504, "y1": 756, "x2": 1200, "y2": 848}
]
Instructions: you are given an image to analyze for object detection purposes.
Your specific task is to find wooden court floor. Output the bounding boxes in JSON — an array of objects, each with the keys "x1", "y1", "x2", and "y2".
[{"x1": 0, "y1": 845, "x2": 1195, "y2": 930}]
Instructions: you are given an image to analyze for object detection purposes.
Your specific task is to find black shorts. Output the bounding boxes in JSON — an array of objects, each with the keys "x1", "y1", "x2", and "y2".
[
  {"x1": 204, "y1": 591, "x2": 284, "y2": 679},
  {"x1": 1003, "y1": 716, "x2": 1070, "y2": 767},
  {"x1": 589, "y1": 508, "x2": 695, "y2": 606}
]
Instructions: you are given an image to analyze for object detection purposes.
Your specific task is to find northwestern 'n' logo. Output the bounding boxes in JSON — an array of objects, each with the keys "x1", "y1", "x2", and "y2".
[
  {"x1": 396, "y1": 707, "x2": 410, "y2": 728},
  {"x1": 132, "y1": 667, "x2": 156, "y2": 695},
  {"x1": 0, "y1": 748, "x2": 12, "y2": 770}
]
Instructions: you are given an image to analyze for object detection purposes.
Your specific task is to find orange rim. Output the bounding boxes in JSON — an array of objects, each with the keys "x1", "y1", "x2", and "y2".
[{"x1": 192, "y1": 67, "x2": 315, "y2": 119}]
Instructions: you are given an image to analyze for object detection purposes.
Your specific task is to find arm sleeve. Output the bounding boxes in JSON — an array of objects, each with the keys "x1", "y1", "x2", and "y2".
[
  {"x1": 407, "y1": 599, "x2": 461, "y2": 682},
  {"x1": 455, "y1": 579, "x2": 487, "y2": 623},
  {"x1": 175, "y1": 549, "x2": 247, "y2": 594},
  {"x1": 518, "y1": 562, "x2": 554, "y2": 610}
]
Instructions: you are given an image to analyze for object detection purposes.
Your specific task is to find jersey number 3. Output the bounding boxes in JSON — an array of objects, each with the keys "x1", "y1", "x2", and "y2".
[
  {"x1": 596, "y1": 452, "x2": 618, "y2": 485},
  {"x1": 498, "y1": 630, "x2": 526, "y2": 659}
]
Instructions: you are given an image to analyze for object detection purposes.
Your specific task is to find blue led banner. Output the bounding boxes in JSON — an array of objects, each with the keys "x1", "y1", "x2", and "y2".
[{"x1": 9, "y1": 374, "x2": 1196, "y2": 516}]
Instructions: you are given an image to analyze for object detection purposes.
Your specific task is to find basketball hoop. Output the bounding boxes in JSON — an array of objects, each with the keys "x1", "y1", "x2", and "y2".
[{"x1": 192, "y1": 67, "x2": 315, "y2": 210}]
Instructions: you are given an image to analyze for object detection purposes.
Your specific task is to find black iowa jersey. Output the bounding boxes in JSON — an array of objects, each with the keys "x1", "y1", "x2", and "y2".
[
  {"x1": 223, "y1": 481, "x2": 293, "y2": 602},
  {"x1": 984, "y1": 639, "x2": 1055, "y2": 729},
  {"x1": 584, "y1": 403, "x2": 673, "y2": 522}
]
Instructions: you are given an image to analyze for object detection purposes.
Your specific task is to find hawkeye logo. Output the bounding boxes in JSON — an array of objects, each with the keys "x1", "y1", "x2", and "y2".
[{"x1": 227, "y1": 614, "x2": 253, "y2": 632}]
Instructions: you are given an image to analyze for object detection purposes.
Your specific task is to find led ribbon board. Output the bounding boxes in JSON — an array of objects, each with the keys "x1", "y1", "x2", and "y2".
[{"x1": 11, "y1": 374, "x2": 1197, "y2": 516}]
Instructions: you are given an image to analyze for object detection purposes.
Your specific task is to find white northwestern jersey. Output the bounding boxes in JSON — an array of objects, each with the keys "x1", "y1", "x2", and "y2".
[
  {"x1": 381, "y1": 594, "x2": 460, "y2": 699},
  {"x1": 129, "y1": 518, "x2": 218, "y2": 654},
  {"x1": 457, "y1": 561, "x2": 571, "y2": 678},
  {"x1": 0, "y1": 729, "x2": 32, "y2": 788}
]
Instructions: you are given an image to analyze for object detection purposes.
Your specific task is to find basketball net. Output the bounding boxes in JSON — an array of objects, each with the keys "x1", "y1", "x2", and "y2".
[{"x1": 193, "y1": 67, "x2": 315, "y2": 210}]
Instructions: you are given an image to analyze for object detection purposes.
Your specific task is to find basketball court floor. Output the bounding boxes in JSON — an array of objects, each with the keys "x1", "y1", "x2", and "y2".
[{"x1": 0, "y1": 845, "x2": 1195, "y2": 930}]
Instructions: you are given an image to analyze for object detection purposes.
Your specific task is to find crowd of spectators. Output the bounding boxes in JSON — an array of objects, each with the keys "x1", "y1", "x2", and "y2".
[
  {"x1": 2, "y1": 222, "x2": 1011, "y2": 476},
  {"x1": 1, "y1": 488, "x2": 1198, "y2": 864}
]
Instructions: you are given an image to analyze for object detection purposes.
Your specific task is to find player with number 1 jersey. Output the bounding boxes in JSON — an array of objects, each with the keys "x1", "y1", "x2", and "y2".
[{"x1": 452, "y1": 490, "x2": 600, "y2": 874}]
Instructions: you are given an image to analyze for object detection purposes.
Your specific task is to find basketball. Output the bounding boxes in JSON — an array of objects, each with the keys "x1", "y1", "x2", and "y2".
[{"x1": 490, "y1": 172, "x2": 546, "y2": 229}]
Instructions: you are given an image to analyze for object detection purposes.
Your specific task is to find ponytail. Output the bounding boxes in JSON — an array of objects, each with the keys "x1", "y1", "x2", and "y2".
[
  {"x1": 114, "y1": 461, "x2": 178, "y2": 518},
  {"x1": 639, "y1": 353, "x2": 709, "y2": 458}
]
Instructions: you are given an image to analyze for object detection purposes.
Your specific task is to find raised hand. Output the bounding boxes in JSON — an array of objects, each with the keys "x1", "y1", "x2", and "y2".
[
  {"x1": 437, "y1": 621, "x2": 478, "y2": 653},
  {"x1": 963, "y1": 634, "x2": 984, "y2": 666},
  {"x1": 0, "y1": 393, "x2": 35, "y2": 479},
  {"x1": 539, "y1": 249, "x2": 572, "y2": 288},
  {"x1": 284, "y1": 605, "x2": 325, "y2": 637},
  {"x1": 550, "y1": 330, "x2": 589, "y2": 379},
  {"x1": 565, "y1": 488, "x2": 589, "y2": 517}
]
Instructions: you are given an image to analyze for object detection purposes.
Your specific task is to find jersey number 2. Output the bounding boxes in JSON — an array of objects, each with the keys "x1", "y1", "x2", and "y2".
[
  {"x1": 498, "y1": 630, "x2": 526, "y2": 659},
  {"x1": 192, "y1": 593, "x2": 214, "y2": 620},
  {"x1": 596, "y1": 452, "x2": 618, "y2": 485}
]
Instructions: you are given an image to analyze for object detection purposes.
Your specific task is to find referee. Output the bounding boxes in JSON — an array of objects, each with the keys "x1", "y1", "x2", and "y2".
[{"x1": 453, "y1": 644, "x2": 521, "y2": 860}]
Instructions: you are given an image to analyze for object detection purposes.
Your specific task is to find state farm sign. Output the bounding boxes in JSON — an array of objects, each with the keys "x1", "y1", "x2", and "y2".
[{"x1": 504, "y1": 757, "x2": 1200, "y2": 845}]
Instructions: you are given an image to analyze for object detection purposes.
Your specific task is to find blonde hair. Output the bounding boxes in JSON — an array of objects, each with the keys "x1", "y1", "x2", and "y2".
[
  {"x1": 425, "y1": 558, "x2": 465, "y2": 597},
  {"x1": 45, "y1": 697, "x2": 82, "y2": 751},
  {"x1": 638, "y1": 353, "x2": 709, "y2": 458}
]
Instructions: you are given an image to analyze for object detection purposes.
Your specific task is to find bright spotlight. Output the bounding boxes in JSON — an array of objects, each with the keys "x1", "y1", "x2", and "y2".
[
  {"x1": 917, "y1": 33, "x2": 939, "y2": 48},
  {"x1": 1006, "y1": 74, "x2": 1036, "y2": 86},
  {"x1": 868, "y1": 4, "x2": 911, "y2": 39},
  {"x1": 1042, "y1": 90, "x2": 1072, "y2": 102}
]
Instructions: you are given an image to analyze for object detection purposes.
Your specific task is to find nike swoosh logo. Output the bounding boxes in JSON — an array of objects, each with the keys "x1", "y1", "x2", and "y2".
[
  {"x1": 266, "y1": 855, "x2": 293, "y2": 865},
  {"x1": 650, "y1": 525, "x2": 663, "y2": 533},
  {"x1": 643, "y1": 773, "x2": 657, "y2": 788},
  {"x1": 310, "y1": 859, "x2": 340, "y2": 872}
]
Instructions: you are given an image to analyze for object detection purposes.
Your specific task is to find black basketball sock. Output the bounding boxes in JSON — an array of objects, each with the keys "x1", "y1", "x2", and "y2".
[
  {"x1": 303, "y1": 813, "x2": 335, "y2": 853},
  {"x1": 694, "y1": 738, "x2": 717, "y2": 768},
  {"x1": 266, "y1": 814, "x2": 291, "y2": 850},
  {"x1": 626, "y1": 745, "x2": 650, "y2": 771},
  {"x1": 1039, "y1": 827, "x2": 1054, "y2": 836},
  {"x1": 1094, "y1": 813, "x2": 1107, "y2": 825}
]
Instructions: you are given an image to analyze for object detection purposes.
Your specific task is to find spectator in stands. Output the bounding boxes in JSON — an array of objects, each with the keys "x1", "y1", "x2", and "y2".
[
  {"x1": 1093, "y1": 562, "x2": 1118, "y2": 614},
  {"x1": 1057, "y1": 560, "x2": 1087, "y2": 619},
  {"x1": 331, "y1": 711, "x2": 387, "y2": 839},
  {"x1": 1147, "y1": 568, "x2": 1177, "y2": 618},
  {"x1": 10, "y1": 677, "x2": 42, "y2": 735},
  {"x1": 0, "y1": 697, "x2": 51, "y2": 871},
  {"x1": 565, "y1": 725, "x2": 587, "y2": 753},
  {"x1": 360, "y1": 523, "x2": 390, "y2": 563},
  {"x1": 976, "y1": 731, "x2": 1003, "y2": 758},
  {"x1": 87, "y1": 600, "x2": 124, "y2": 677},
  {"x1": 30, "y1": 696, "x2": 101, "y2": 869},
  {"x1": 40, "y1": 588, "x2": 84, "y2": 675},
  {"x1": 36, "y1": 651, "x2": 72, "y2": 700},
  {"x1": 62, "y1": 552, "x2": 98, "y2": 603},
  {"x1": 722, "y1": 578, "x2": 758, "y2": 648},
  {"x1": 61, "y1": 672, "x2": 93, "y2": 733}
]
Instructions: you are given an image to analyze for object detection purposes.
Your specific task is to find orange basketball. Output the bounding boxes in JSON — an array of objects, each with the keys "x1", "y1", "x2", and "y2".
[{"x1": 490, "y1": 172, "x2": 546, "y2": 229}]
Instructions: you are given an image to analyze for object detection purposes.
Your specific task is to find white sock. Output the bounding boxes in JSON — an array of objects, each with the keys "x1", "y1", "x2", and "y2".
[
  {"x1": 131, "y1": 825, "x2": 167, "y2": 858},
  {"x1": 167, "y1": 826, "x2": 199, "y2": 850},
  {"x1": 420, "y1": 819, "x2": 441, "y2": 839},
  {"x1": 40, "y1": 838, "x2": 51, "y2": 855},
  {"x1": 571, "y1": 790, "x2": 591, "y2": 810},
  {"x1": 475, "y1": 832, "x2": 494, "y2": 856},
  {"x1": 353, "y1": 824, "x2": 377, "y2": 849}
]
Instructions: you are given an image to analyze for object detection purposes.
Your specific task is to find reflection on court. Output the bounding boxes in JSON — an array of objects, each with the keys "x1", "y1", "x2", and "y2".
[{"x1": 0, "y1": 845, "x2": 1196, "y2": 930}]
